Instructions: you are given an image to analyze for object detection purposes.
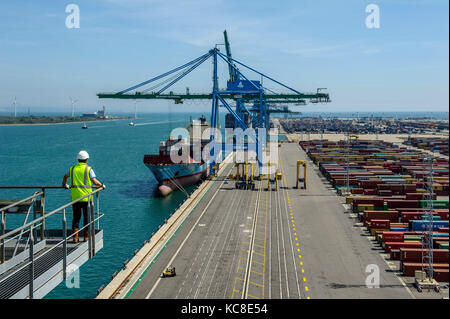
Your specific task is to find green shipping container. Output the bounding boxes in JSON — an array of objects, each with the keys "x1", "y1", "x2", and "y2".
[
  {"x1": 419, "y1": 200, "x2": 449, "y2": 209},
  {"x1": 404, "y1": 236, "x2": 422, "y2": 241}
]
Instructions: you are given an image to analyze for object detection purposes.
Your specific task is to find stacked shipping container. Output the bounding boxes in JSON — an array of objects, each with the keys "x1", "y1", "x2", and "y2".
[{"x1": 301, "y1": 139, "x2": 449, "y2": 282}]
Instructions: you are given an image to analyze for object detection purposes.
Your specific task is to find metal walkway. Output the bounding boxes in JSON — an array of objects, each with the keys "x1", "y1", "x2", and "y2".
[{"x1": 0, "y1": 186, "x2": 105, "y2": 299}]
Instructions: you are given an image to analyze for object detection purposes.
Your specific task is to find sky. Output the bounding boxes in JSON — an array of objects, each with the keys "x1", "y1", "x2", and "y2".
[{"x1": 0, "y1": 0, "x2": 448, "y2": 115}]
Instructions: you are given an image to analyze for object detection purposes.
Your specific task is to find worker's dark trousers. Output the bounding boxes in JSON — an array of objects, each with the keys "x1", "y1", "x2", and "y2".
[{"x1": 72, "y1": 202, "x2": 89, "y2": 229}]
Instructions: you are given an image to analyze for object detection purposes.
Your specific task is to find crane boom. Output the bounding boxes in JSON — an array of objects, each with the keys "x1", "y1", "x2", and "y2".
[{"x1": 223, "y1": 30, "x2": 237, "y2": 82}]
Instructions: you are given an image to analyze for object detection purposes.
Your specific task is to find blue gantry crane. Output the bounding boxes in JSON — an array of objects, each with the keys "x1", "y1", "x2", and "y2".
[{"x1": 97, "y1": 30, "x2": 331, "y2": 171}]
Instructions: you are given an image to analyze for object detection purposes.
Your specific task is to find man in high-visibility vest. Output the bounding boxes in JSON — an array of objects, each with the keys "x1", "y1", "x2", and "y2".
[{"x1": 62, "y1": 150, "x2": 105, "y2": 243}]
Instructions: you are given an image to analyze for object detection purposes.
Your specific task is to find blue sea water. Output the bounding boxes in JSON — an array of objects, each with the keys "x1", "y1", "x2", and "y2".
[{"x1": 0, "y1": 112, "x2": 213, "y2": 299}]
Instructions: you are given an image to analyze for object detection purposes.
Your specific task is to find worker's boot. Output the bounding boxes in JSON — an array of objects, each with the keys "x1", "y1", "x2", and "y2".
[
  {"x1": 73, "y1": 229, "x2": 79, "y2": 243},
  {"x1": 84, "y1": 228, "x2": 89, "y2": 242}
]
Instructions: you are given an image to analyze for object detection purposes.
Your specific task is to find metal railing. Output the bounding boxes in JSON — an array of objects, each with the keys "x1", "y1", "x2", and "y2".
[{"x1": 0, "y1": 186, "x2": 104, "y2": 299}]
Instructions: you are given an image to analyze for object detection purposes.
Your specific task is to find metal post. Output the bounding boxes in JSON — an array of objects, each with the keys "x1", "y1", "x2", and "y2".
[
  {"x1": 89, "y1": 200, "x2": 96, "y2": 257},
  {"x1": 209, "y1": 49, "x2": 218, "y2": 173},
  {"x1": 422, "y1": 154, "x2": 434, "y2": 282},
  {"x1": 96, "y1": 192, "x2": 100, "y2": 230},
  {"x1": 304, "y1": 162, "x2": 307, "y2": 190},
  {"x1": 245, "y1": 161, "x2": 248, "y2": 185},
  {"x1": 87, "y1": 201, "x2": 92, "y2": 259},
  {"x1": 275, "y1": 170, "x2": 278, "y2": 190},
  {"x1": 62, "y1": 209, "x2": 67, "y2": 280},
  {"x1": 29, "y1": 225, "x2": 34, "y2": 299},
  {"x1": 346, "y1": 132, "x2": 350, "y2": 194},
  {"x1": 91, "y1": 200, "x2": 96, "y2": 256},
  {"x1": 40, "y1": 188, "x2": 45, "y2": 241},
  {"x1": 1, "y1": 212, "x2": 4, "y2": 263}
]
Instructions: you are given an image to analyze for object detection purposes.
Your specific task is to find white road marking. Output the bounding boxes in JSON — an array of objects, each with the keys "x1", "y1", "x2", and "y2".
[{"x1": 145, "y1": 169, "x2": 230, "y2": 299}]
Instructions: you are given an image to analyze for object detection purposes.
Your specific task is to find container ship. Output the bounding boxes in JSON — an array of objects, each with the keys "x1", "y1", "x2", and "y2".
[{"x1": 144, "y1": 116, "x2": 211, "y2": 196}]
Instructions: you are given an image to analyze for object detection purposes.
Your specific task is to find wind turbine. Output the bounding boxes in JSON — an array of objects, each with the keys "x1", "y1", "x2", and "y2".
[
  {"x1": 13, "y1": 96, "x2": 17, "y2": 118},
  {"x1": 134, "y1": 100, "x2": 141, "y2": 119},
  {"x1": 69, "y1": 97, "x2": 78, "y2": 117}
]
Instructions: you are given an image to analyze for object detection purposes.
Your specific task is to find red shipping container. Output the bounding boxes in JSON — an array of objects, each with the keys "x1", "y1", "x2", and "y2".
[
  {"x1": 382, "y1": 231, "x2": 405, "y2": 243},
  {"x1": 387, "y1": 200, "x2": 420, "y2": 209},
  {"x1": 406, "y1": 193, "x2": 424, "y2": 200},
  {"x1": 384, "y1": 242, "x2": 422, "y2": 253},
  {"x1": 378, "y1": 190, "x2": 393, "y2": 196},
  {"x1": 364, "y1": 189, "x2": 377, "y2": 195},
  {"x1": 353, "y1": 198, "x2": 385, "y2": 208},
  {"x1": 405, "y1": 193, "x2": 437, "y2": 200},
  {"x1": 371, "y1": 219, "x2": 390, "y2": 229},
  {"x1": 390, "y1": 250, "x2": 401, "y2": 260},
  {"x1": 400, "y1": 248, "x2": 449, "y2": 263},
  {"x1": 401, "y1": 211, "x2": 449, "y2": 222},
  {"x1": 435, "y1": 240, "x2": 449, "y2": 249},
  {"x1": 377, "y1": 184, "x2": 392, "y2": 190},
  {"x1": 401, "y1": 262, "x2": 449, "y2": 277},
  {"x1": 401, "y1": 212, "x2": 429, "y2": 222},
  {"x1": 351, "y1": 188, "x2": 364, "y2": 194},
  {"x1": 404, "y1": 185, "x2": 417, "y2": 192},
  {"x1": 434, "y1": 269, "x2": 449, "y2": 282},
  {"x1": 364, "y1": 210, "x2": 399, "y2": 222},
  {"x1": 434, "y1": 209, "x2": 449, "y2": 220},
  {"x1": 438, "y1": 227, "x2": 449, "y2": 233}
]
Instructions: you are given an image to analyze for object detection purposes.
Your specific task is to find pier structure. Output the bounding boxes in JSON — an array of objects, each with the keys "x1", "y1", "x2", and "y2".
[
  {"x1": 0, "y1": 186, "x2": 104, "y2": 299},
  {"x1": 97, "y1": 142, "x2": 422, "y2": 299}
]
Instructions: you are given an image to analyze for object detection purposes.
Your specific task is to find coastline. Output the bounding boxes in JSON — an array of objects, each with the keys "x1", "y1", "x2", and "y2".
[{"x1": 0, "y1": 118, "x2": 128, "y2": 127}]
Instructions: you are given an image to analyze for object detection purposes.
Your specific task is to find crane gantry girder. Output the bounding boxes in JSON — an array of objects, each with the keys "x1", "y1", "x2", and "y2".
[{"x1": 96, "y1": 92, "x2": 330, "y2": 102}]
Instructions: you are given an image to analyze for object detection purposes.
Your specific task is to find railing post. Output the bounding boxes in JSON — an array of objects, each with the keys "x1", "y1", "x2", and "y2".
[
  {"x1": 40, "y1": 188, "x2": 45, "y2": 241},
  {"x1": 29, "y1": 225, "x2": 34, "y2": 299},
  {"x1": 90, "y1": 199, "x2": 96, "y2": 257},
  {"x1": 96, "y1": 192, "x2": 100, "y2": 230},
  {"x1": 87, "y1": 200, "x2": 91, "y2": 259},
  {"x1": 1, "y1": 212, "x2": 5, "y2": 263},
  {"x1": 62, "y1": 209, "x2": 67, "y2": 281}
]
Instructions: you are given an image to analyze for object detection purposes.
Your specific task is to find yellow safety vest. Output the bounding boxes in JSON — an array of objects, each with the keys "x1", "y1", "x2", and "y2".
[{"x1": 69, "y1": 163, "x2": 93, "y2": 202}]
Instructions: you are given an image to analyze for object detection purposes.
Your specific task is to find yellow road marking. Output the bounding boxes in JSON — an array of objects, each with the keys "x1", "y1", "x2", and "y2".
[{"x1": 248, "y1": 281, "x2": 264, "y2": 288}]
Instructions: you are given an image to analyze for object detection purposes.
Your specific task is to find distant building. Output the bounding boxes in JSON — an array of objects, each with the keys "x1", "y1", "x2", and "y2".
[
  {"x1": 97, "y1": 106, "x2": 106, "y2": 118},
  {"x1": 82, "y1": 106, "x2": 107, "y2": 119}
]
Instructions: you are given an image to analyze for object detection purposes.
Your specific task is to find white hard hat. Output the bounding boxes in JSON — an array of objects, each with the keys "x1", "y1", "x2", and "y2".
[{"x1": 77, "y1": 150, "x2": 90, "y2": 160}]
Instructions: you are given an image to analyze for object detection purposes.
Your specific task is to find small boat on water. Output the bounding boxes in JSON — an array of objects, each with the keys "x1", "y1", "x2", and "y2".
[
  {"x1": 82, "y1": 122, "x2": 88, "y2": 129},
  {"x1": 129, "y1": 120, "x2": 134, "y2": 126}
]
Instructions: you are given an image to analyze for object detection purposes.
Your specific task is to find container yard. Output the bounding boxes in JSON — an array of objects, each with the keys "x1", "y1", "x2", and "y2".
[
  {"x1": 299, "y1": 137, "x2": 449, "y2": 290},
  {"x1": 280, "y1": 117, "x2": 449, "y2": 135},
  {"x1": 405, "y1": 137, "x2": 449, "y2": 157}
]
